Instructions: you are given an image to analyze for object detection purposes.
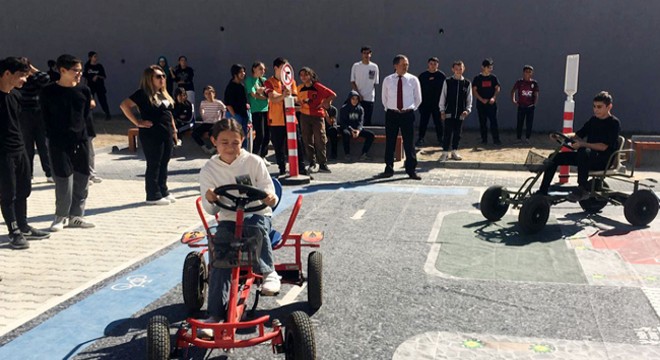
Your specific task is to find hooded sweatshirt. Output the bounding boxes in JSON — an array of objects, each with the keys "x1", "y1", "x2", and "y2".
[{"x1": 339, "y1": 90, "x2": 365, "y2": 131}]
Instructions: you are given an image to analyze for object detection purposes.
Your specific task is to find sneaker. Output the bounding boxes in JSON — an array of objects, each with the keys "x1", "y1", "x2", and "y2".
[
  {"x1": 318, "y1": 164, "x2": 331, "y2": 173},
  {"x1": 176, "y1": 139, "x2": 182, "y2": 147},
  {"x1": 21, "y1": 226, "x2": 51, "y2": 240},
  {"x1": 90, "y1": 176, "x2": 103, "y2": 184},
  {"x1": 262, "y1": 157, "x2": 272, "y2": 166},
  {"x1": 261, "y1": 271, "x2": 281, "y2": 295},
  {"x1": 202, "y1": 145, "x2": 216, "y2": 155},
  {"x1": 439, "y1": 152, "x2": 448, "y2": 162},
  {"x1": 344, "y1": 154, "x2": 353, "y2": 162},
  {"x1": 164, "y1": 194, "x2": 177, "y2": 203},
  {"x1": 451, "y1": 151, "x2": 462, "y2": 160},
  {"x1": 307, "y1": 162, "x2": 319, "y2": 173},
  {"x1": 146, "y1": 198, "x2": 171, "y2": 206},
  {"x1": 69, "y1": 216, "x2": 95, "y2": 228},
  {"x1": 50, "y1": 216, "x2": 68, "y2": 232},
  {"x1": 567, "y1": 187, "x2": 590, "y2": 202},
  {"x1": 46, "y1": 177, "x2": 55, "y2": 183},
  {"x1": 196, "y1": 317, "x2": 222, "y2": 339},
  {"x1": 9, "y1": 231, "x2": 29, "y2": 249},
  {"x1": 415, "y1": 139, "x2": 425, "y2": 147},
  {"x1": 359, "y1": 153, "x2": 372, "y2": 161}
]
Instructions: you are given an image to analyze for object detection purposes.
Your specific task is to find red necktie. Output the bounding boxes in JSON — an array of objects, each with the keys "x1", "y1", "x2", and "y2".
[{"x1": 397, "y1": 76, "x2": 403, "y2": 110}]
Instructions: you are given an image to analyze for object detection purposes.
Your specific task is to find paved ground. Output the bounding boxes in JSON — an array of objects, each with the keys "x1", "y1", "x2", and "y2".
[{"x1": 0, "y1": 138, "x2": 658, "y2": 359}]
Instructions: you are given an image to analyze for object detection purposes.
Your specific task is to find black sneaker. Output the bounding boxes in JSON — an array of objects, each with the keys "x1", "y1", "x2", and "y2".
[
  {"x1": 9, "y1": 231, "x2": 29, "y2": 250},
  {"x1": 318, "y1": 164, "x2": 331, "y2": 173},
  {"x1": 21, "y1": 226, "x2": 51, "y2": 240},
  {"x1": 567, "y1": 187, "x2": 589, "y2": 202}
]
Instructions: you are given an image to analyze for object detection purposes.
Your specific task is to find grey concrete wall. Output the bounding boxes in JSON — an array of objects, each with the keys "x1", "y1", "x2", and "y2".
[{"x1": 3, "y1": 0, "x2": 658, "y2": 133}]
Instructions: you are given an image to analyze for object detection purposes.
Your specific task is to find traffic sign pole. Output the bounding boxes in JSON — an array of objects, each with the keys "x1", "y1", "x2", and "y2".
[
  {"x1": 278, "y1": 63, "x2": 310, "y2": 185},
  {"x1": 559, "y1": 54, "x2": 579, "y2": 184}
]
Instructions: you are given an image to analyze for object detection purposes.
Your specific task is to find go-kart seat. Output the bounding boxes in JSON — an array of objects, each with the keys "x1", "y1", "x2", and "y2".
[{"x1": 588, "y1": 135, "x2": 627, "y2": 176}]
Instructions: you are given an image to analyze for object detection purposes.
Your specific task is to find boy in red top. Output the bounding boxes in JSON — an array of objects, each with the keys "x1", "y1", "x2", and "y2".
[
  {"x1": 297, "y1": 67, "x2": 336, "y2": 173},
  {"x1": 511, "y1": 65, "x2": 540, "y2": 144},
  {"x1": 263, "y1": 57, "x2": 307, "y2": 176}
]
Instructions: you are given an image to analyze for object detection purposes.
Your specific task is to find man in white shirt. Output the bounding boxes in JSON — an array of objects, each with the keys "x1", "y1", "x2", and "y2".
[
  {"x1": 350, "y1": 46, "x2": 379, "y2": 126},
  {"x1": 380, "y1": 54, "x2": 422, "y2": 180}
]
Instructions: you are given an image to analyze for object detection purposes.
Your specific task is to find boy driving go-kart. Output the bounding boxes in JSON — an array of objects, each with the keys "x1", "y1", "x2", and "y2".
[
  {"x1": 198, "y1": 118, "x2": 280, "y2": 336},
  {"x1": 537, "y1": 91, "x2": 620, "y2": 201}
]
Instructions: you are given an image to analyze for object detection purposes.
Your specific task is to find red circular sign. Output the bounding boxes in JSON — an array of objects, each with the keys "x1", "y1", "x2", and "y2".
[{"x1": 280, "y1": 63, "x2": 294, "y2": 87}]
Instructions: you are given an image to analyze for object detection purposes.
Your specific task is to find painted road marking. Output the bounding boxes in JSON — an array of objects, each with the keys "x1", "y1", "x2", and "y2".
[
  {"x1": 277, "y1": 283, "x2": 307, "y2": 306},
  {"x1": 351, "y1": 209, "x2": 366, "y2": 220}
]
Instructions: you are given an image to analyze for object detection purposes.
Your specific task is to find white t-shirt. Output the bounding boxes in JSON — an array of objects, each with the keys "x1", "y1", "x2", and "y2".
[
  {"x1": 350, "y1": 61, "x2": 379, "y2": 102},
  {"x1": 199, "y1": 150, "x2": 277, "y2": 222}
]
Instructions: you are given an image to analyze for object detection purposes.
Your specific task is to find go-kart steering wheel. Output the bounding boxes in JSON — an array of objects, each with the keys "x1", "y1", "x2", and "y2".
[
  {"x1": 551, "y1": 131, "x2": 575, "y2": 150},
  {"x1": 213, "y1": 184, "x2": 268, "y2": 212}
]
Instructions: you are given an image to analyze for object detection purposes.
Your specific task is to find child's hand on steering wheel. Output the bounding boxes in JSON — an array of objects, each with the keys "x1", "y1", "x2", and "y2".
[
  {"x1": 205, "y1": 188, "x2": 219, "y2": 204},
  {"x1": 263, "y1": 193, "x2": 277, "y2": 207}
]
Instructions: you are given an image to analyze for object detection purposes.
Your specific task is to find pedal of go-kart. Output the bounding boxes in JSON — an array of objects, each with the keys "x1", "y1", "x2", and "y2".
[
  {"x1": 301, "y1": 230, "x2": 323, "y2": 243},
  {"x1": 180, "y1": 231, "x2": 207, "y2": 245}
]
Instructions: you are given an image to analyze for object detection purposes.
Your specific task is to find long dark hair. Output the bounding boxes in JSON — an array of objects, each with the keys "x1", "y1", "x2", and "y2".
[{"x1": 299, "y1": 67, "x2": 318, "y2": 83}]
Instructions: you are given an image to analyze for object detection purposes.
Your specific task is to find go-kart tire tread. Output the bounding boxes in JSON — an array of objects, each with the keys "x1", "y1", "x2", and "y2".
[
  {"x1": 624, "y1": 189, "x2": 659, "y2": 226},
  {"x1": 480, "y1": 185, "x2": 510, "y2": 221},
  {"x1": 519, "y1": 195, "x2": 551, "y2": 234},
  {"x1": 307, "y1": 252, "x2": 323, "y2": 311},
  {"x1": 182, "y1": 251, "x2": 207, "y2": 313},
  {"x1": 284, "y1": 311, "x2": 316, "y2": 360},
  {"x1": 147, "y1": 315, "x2": 171, "y2": 360}
]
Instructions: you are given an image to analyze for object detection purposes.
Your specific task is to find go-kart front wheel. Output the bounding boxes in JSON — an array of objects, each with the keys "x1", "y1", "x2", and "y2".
[
  {"x1": 519, "y1": 195, "x2": 550, "y2": 234},
  {"x1": 147, "y1": 315, "x2": 171, "y2": 360},
  {"x1": 624, "y1": 189, "x2": 659, "y2": 226},
  {"x1": 480, "y1": 186, "x2": 510, "y2": 221},
  {"x1": 182, "y1": 251, "x2": 207, "y2": 313},
  {"x1": 307, "y1": 252, "x2": 323, "y2": 311},
  {"x1": 579, "y1": 179, "x2": 609, "y2": 214},
  {"x1": 285, "y1": 311, "x2": 316, "y2": 360}
]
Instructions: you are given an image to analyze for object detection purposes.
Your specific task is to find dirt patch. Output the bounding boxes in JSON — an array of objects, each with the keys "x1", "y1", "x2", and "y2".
[{"x1": 91, "y1": 115, "x2": 133, "y2": 148}]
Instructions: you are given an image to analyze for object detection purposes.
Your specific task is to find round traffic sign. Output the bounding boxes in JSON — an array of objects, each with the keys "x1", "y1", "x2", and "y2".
[{"x1": 280, "y1": 63, "x2": 294, "y2": 87}]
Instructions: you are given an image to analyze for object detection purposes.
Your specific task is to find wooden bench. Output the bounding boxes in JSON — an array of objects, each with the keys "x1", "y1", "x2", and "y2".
[
  {"x1": 336, "y1": 126, "x2": 403, "y2": 161},
  {"x1": 631, "y1": 135, "x2": 660, "y2": 168}
]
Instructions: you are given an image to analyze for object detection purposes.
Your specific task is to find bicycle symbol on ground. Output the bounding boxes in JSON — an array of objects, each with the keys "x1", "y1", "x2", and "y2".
[{"x1": 111, "y1": 275, "x2": 152, "y2": 291}]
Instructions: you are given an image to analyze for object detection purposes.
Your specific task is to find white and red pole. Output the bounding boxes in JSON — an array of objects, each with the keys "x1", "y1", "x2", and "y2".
[
  {"x1": 279, "y1": 63, "x2": 310, "y2": 185},
  {"x1": 559, "y1": 54, "x2": 580, "y2": 184}
]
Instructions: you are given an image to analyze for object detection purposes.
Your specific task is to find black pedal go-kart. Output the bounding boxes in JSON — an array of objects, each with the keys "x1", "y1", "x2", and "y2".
[{"x1": 480, "y1": 132, "x2": 659, "y2": 234}]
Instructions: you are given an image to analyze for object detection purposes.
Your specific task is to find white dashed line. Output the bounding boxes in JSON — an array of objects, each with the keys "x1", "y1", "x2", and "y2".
[
  {"x1": 351, "y1": 209, "x2": 366, "y2": 220},
  {"x1": 277, "y1": 283, "x2": 307, "y2": 306}
]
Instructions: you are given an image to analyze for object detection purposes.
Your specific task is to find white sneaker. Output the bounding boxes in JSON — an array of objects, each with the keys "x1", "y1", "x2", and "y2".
[
  {"x1": 451, "y1": 151, "x2": 462, "y2": 160},
  {"x1": 176, "y1": 139, "x2": 182, "y2": 147},
  {"x1": 439, "y1": 152, "x2": 448, "y2": 162},
  {"x1": 262, "y1": 157, "x2": 272, "y2": 166},
  {"x1": 90, "y1": 176, "x2": 103, "y2": 184},
  {"x1": 165, "y1": 194, "x2": 177, "y2": 203},
  {"x1": 46, "y1": 177, "x2": 55, "y2": 183},
  {"x1": 69, "y1": 216, "x2": 95, "y2": 228},
  {"x1": 146, "y1": 198, "x2": 171, "y2": 206},
  {"x1": 261, "y1": 271, "x2": 281, "y2": 295},
  {"x1": 196, "y1": 317, "x2": 222, "y2": 339},
  {"x1": 50, "y1": 216, "x2": 68, "y2": 232}
]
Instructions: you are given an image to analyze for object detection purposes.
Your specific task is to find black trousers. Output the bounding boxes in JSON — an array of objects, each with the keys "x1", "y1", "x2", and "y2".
[
  {"x1": 476, "y1": 102, "x2": 500, "y2": 143},
  {"x1": 192, "y1": 123, "x2": 213, "y2": 146},
  {"x1": 516, "y1": 106, "x2": 536, "y2": 139},
  {"x1": 539, "y1": 148, "x2": 611, "y2": 193},
  {"x1": 361, "y1": 101, "x2": 374, "y2": 126},
  {"x1": 20, "y1": 109, "x2": 51, "y2": 177},
  {"x1": 0, "y1": 151, "x2": 31, "y2": 233},
  {"x1": 91, "y1": 87, "x2": 111, "y2": 117},
  {"x1": 139, "y1": 132, "x2": 172, "y2": 201},
  {"x1": 418, "y1": 107, "x2": 442, "y2": 143},
  {"x1": 384, "y1": 110, "x2": 416, "y2": 174},
  {"x1": 326, "y1": 126, "x2": 338, "y2": 158},
  {"x1": 252, "y1": 111, "x2": 270, "y2": 158},
  {"x1": 342, "y1": 128, "x2": 375, "y2": 155},
  {"x1": 269, "y1": 126, "x2": 305, "y2": 173},
  {"x1": 442, "y1": 117, "x2": 464, "y2": 151}
]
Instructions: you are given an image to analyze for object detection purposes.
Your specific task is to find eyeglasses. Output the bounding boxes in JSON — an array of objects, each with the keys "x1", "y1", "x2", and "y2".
[{"x1": 154, "y1": 74, "x2": 166, "y2": 79}]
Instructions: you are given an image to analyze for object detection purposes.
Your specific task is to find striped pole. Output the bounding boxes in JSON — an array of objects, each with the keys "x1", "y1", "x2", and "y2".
[
  {"x1": 560, "y1": 54, "x2": 580, "y2": 184},
  {"x1": 285, "y1": 95, "x2": 299, "y2": 177}
]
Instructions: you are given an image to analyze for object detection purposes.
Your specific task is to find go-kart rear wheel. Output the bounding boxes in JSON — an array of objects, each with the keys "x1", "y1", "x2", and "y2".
[
  {"x1": 284, "y1": 311, "x2": 316, "y2": 360},
  {"x1": 307, "y1": 252, "x2": 323, "y2": 311},
  {"x1": 519, "y1": 195, "x2": 550, "y2": 234},
  {"x1": 579, "y1": 179, "x2": 609, "y2": 214},
  {"x1": 624, "y1": 189, "x2": 659, "y2": 226},
  {"x1": 480, "y1": 186, "x2": 510, "y2": 221},
  {"x1": 147, "y1": 315, "x2": 171, "y2": 360},
  {"x1": 182, "y1": 251, "x2": 207, "y2": 313}
]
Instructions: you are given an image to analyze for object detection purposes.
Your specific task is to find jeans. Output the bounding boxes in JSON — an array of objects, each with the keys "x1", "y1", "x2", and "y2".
[
  {"x1": 539, "y1": 148, "x2": 611, "y2": 193},
  {"x1": 476, "y1": 102, "x2": 500, "y2": 143},
  {"x1": 0, "y1": 151, "x2": 31, "y2": 233},
  {"x1": 207, "y1": 215, "x2": 273, "y2": 319},
  {"x1": 442, "y1": 117, "x2": 464, "y2": 151},
  {"x1": 516, "y1": 106, "x2": 536, "y2": 139},
  {"x1": 230, "y1": 113, "x2": 251, "y2": 149}
]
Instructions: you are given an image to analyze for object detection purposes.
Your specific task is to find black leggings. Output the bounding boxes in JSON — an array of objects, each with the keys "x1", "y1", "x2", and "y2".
[
  {"x1": 0, "y1": 151, "x2": 31, "y2": 233},
  {"x1": 252, "y1": 112, "x2": 270, "y2": 158},
  {"x1": 139, "y1": 133, "x2": 172, "y2": 201}
]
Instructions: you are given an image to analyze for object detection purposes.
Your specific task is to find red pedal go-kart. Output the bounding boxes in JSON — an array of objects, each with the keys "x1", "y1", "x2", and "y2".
[{"x1": 147, "y1": 181, "x2": 323, "y2": 359}]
